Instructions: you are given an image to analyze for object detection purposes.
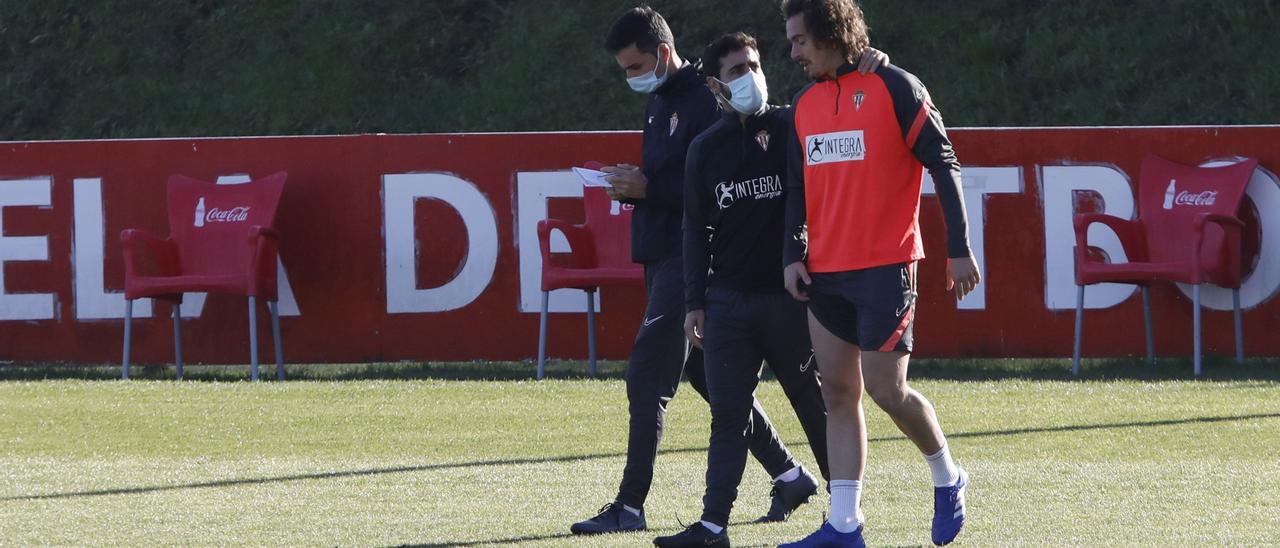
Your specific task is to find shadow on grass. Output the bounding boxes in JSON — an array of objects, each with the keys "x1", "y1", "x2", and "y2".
[
  {"x1": 394, "y1": 517, "x2": 778, "y2": 547},
  {"x1": 392, "y1": 411, "x2": 1280, "y2": 546},
  {"x1": 5, "y1": 411, "x2": 1276, "y2": 504},
  {"x1": 3, "y1": 356, "x2": 1278, "y2": 382}
]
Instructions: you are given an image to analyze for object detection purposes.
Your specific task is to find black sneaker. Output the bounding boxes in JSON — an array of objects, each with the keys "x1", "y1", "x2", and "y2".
[
  {"x1": 570, "y1": 502, "x2": 647, "y2": 534},
  {"x1": 755, "y1": 466, "x2": 819, "y2": 523},
  {"x1": 653, "y1": 522, "x2": 730, "y2": 547}
]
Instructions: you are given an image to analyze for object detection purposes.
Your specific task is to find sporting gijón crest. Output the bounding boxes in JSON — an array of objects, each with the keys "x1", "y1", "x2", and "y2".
[{"x1": 755, "y1": 130, "x2": 770, "y2": 151}]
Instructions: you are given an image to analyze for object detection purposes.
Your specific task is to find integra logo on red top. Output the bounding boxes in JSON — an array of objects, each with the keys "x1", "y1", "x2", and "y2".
[{"x1": 805, "y1": 130, "x2": 865, "y2": 166}]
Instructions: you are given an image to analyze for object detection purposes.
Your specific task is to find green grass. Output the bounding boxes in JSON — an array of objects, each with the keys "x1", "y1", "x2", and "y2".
[{"x1": 1, "y1": 360, "x2": 1278, "y2": 545}]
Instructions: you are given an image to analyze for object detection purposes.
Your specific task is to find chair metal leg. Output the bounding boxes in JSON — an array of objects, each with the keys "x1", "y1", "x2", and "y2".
[
  {"x1": 1141, "y1": 287, "x2": 1154, "y2": 366},
  {"x1": 1232, "y1": 288, "x2": 1243, "y2": 364},
  {"x1": 248, "y1": 296, "x2": 260, "y2": 381},
  {"x1": 173, "y1": 303, "x2": 184, "y2": 380},
  {"x1": 1193, "y1": 284, "x2": 1202, "y2": 378},
  {"x1": 537, "y1": 291, "x2": 549, "y2": 380},
  {"x1": 1072, "y1": 285, "x2": 1084, "y2": 376},
  {"x1": 122, "y1": 299, "x2": 133, "y2": 380},
  {"x1": 269, "y1": 300, "x2": 285, "y2": 380},
  {"x1": 586, "y1": 289, "x2": 597, "y2": 377}
]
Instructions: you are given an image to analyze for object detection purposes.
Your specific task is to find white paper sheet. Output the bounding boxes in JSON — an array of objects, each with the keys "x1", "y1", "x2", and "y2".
[{"x1": 572, "y1": 167, "x2": 614, "y2": 188}]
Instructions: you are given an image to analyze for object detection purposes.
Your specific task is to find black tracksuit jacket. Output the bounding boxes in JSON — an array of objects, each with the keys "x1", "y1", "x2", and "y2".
[
  {"x1": 627, "y1": 63, "x2": 721, "y2": 264},
  {"x1": 683, "y1": 105, "x2": 792, "y2": 312}
]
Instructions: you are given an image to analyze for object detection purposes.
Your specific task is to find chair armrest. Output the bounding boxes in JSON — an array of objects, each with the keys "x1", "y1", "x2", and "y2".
[
  {"x1": 1072, "y1": 213, "x2": 1147, "y2": 266},
  {"x1": 1194, "y1": 213, "x2": 1244, "y2": 229},
  {"x1": 120, "y1": 228, "x2": 179, "y2": 278},
  {"x1": 248, "y1": 226, "x2": 281, "y2": 240},
  {"x1": 1192, "y1": 213, "x2": 1244, "y2": 279},
  {"x1": 246, "y1": 225, "x2": 281, "y2": 299},
  {"x1": 537, "y1": 219, "x2": 596, "y2": 268},
  {"x1": 248, "y1": 225, "x2": 280, "y2": 268}
]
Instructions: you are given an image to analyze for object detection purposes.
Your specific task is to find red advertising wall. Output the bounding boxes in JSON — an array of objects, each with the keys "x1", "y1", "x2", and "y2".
[{"x1": 0, "y1": 127, "x2": 1277, "y2": 364}]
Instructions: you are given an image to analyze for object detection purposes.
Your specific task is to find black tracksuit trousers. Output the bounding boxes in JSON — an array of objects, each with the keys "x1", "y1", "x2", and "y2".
[
  {"x1": 699, "y1": 286, "x2": 829, "y2": 527},
  {"x1": 616, "y1": 256, "x2": 800, "y2": 509}
]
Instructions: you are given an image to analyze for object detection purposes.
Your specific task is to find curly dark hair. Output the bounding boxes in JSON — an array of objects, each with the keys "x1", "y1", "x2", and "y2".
[{"x1": 780, "y1": 0, "x2": 870, "y2": 63}]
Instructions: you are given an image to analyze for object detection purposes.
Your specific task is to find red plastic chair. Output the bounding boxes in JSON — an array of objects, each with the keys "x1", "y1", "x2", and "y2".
[
  {"x1": 1073, "y1": 155, "x2": 1257, "y2": 376},
  {"x1": 120, "y1": 172, "x2": 287, "y2": 381},
  {"x1": 536, "y1": 178, "x2": 643, "y2": 379}
]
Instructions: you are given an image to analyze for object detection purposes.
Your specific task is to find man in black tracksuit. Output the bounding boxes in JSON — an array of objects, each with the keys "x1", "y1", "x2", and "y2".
[
  {"x1": 570, "y1": 8, "x2": 811, "y2": 535},
  {"x1": 653, "y1": 33, "x2": 886, "y2": 548}
]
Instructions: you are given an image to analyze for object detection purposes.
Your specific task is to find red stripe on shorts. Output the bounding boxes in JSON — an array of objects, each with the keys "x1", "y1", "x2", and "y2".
[
  {"x1": 879, "y1": 306, "x2": 914, "y2": 352},
  {"x1": 879, "y1": 262, "x2": 916, "y2": 352}
]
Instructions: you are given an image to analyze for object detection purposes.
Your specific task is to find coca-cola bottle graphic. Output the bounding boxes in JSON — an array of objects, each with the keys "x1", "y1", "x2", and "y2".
[
  {"x1": 194, "y1": 197, "x2": 206, "y2": 227},
  {"x1": 1162, "y1": 179, "x2": 1176, "y2": 210}
]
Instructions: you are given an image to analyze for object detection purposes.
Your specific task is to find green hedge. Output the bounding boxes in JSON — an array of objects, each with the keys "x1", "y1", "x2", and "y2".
[{"x1": 2, "y1": 0, "x2": 1276, "y2": 140}]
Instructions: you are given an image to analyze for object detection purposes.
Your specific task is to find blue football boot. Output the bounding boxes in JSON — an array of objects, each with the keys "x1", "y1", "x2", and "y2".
[
  {"x1": 777, "y1": 522, "x2": 865, "y2": 548},
  {"x1": 931, "y1": 467, "x2": 967, "y2": 545}
]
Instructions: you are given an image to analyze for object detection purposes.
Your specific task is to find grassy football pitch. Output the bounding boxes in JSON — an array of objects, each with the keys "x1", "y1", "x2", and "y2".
[{"x1": 1, "y1": 359, "x2": 1278, "y2": 546}]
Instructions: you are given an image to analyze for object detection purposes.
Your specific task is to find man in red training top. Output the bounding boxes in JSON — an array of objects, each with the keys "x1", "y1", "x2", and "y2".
[{"x1": 777, "y1": 1, "x2": 981, "y2": 546}]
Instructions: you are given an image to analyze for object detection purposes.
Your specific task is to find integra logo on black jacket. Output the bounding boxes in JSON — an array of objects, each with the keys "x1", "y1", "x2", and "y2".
[{"x1": 716, "y1": 174, "x2": 783, "y2": 209}]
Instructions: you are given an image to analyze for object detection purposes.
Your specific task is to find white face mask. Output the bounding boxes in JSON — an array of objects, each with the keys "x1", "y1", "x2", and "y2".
[
  {"x1": 716, "y1": 69, "x2": 768, "y2": 115},
  {"x1": 626, "y1": 48, "x2": 669, "y2": 93}
]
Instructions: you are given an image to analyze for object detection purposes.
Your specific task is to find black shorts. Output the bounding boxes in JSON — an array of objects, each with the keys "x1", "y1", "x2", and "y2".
[{"x1": 807, "y1": 261, "x2": 917, "y2": 353}]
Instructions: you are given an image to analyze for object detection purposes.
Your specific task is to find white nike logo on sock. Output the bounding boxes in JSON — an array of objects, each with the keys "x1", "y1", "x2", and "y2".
[{"x1": 642, "y1": 314, "x2": 664, "y2": 327}]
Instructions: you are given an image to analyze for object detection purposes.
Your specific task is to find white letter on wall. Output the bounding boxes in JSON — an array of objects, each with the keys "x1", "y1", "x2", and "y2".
[
  {"x1": 73, "y1": 178, "x2": 153, "y2": 319},
  {"x1": 0, "y1": 177, "x2": 55, "y2": 320},
  {"x1": 922, "y1": 167, "x2": 1023, "y2": 310},
  {"x1": 384, "y1": 173, "x2": 498, "y2": 313},
  {"x1": 1041, "y1": 165, "x2": 1137, "y2": 309},
  {"x1": 515, "y1": 171, "x2": 599, "y2": 313},
  {"x1": 1175, "y1": 161, "x2": 1280, "y2": 309}
]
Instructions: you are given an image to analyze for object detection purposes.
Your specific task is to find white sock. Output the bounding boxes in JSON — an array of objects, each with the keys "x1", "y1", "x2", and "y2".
[
  {"x1": 622, "y1": 504, "x2": 641, "y2": 516},
  {"x1": 699, "y1": 520, "x2": 724, "y2": 534},
  {"x1": 925, "y1": 444, "x2": 960, "y2": 487},
  {"x1": 828, "y1": 479, "x2": 862, "y2": 533},
  {"x1": 774, "y1": 465, "x2": 802, "y2": 483}
]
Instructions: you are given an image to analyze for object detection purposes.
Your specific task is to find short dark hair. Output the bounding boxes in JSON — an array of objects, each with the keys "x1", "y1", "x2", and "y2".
[
  {"x1": 604, "y1": 6, "x2": 674, "y2": 55},
  {"x1": 700, "y1": 32, "x2": 758, "y2": 80},
  {"x1": 780, "y1": 0, "x2": 870, "y2": 63}
]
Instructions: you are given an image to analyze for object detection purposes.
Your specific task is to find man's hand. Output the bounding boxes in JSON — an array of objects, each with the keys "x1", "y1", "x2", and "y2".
[
  {"x1": 946, "y1": 256, "x2": 981, "y2": 301},
  {"x1": 684, "y1": 310, "x2": 705, "y2": 349},
  {"x1": 784, "y1": 261, "x2": 812, "y2": 302},
  {"x1": 857, "y1": 47, "x2": 889, "y2": 74},
  {"x1": 602, "y1": 164, "x2": 647, "y2": 200}
]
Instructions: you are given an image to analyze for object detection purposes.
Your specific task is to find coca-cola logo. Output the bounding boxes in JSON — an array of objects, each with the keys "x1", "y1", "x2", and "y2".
[
  {"x1": 206, "y1": 206, "x2": 251, "y2": 223},
  {"x1": 1173, "y1": 190, "x2": 1218, "y2": 207}
]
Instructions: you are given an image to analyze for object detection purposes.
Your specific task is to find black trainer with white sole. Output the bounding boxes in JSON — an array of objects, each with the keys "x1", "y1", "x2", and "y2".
[
  {"x1": 755, "y1": 467, "x2": 819, "y2": 523},
  {"x1": 653, "y1": 522, "x2": 729, "y2": 547},
  {"x1": 570, "y1": 502, "x2": 647, "y2": 534}
]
